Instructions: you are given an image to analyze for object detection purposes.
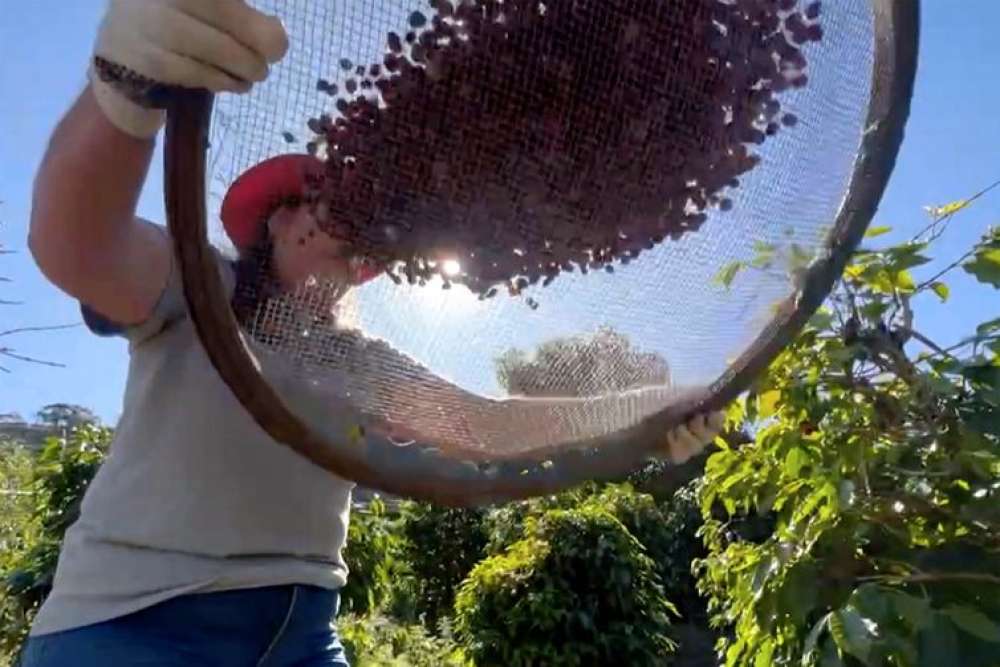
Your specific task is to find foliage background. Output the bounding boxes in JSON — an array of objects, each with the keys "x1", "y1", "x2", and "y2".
[
  {"x1": 695, "y1": 194, "x2": 1000, "y2": 666},
  {"x1": 1, "y1": 192, "x2": 998, "y2": 666}
]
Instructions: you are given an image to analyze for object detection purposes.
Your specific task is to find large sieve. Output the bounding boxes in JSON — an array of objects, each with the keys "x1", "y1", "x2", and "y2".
[{"x1": 149, "y1": 0, "x2": 918, "y2": 505}]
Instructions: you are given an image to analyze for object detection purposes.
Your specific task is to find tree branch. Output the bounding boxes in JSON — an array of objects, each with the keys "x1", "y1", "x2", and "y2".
[
  {"x1": 915, "y1": 247, "x2": 978, "y2": 292},
  {"x1": 912, "y1": 177, "x2": 1000, "y2": 242},
  {"x1": 0, "y1": 324, "x2": 80, "y2": 338},
  {"x1": 904, "y1": 328, "x2": 953, "y2": 358},
  {"x1": 0, "y1": 349, "x2": 66, "y2": 368},
  {"x1": 858, "y1": 572, "x2": 1000, "y2": 586}
]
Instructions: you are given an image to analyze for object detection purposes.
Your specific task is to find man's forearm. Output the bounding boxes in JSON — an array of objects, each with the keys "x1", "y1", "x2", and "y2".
[
  {"x1": 28, "y1": 81, "x2": 173, "y2": 325},
  {"x1": 29, "y1": 83, "x2": 156, "y2": 284}
]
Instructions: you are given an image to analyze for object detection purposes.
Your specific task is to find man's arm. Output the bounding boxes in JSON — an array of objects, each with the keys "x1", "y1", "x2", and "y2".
[
  {"x1": 332, "y1": 332, "x2": 723, "y2": 463},
  {"x1": 28, "y1": 0, "x2": 288, "y2": 327},
  {"x1": 28, "y1": 85, "x2": 171, "y2": 326}
]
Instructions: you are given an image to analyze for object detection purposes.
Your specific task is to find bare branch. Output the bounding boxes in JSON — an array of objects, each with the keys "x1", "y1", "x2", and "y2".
[
  {"x1": 911, "y1": 177, "x2": 1000, "y2": 242},
  {"x1": 904, "y1": 328, "x2": 953, "y2": 358},
  {"x1": 0, "y1": 324, "x2": 80, "y2": 339},
  {"x1": 858, "y1": 572, "x2": 1000, "y2": 586},
  {"x1": 913, "y1": 331, "x2": 1000, "y2": 364},
  {"x1": 0, "y1": 349, "x2": 66, "y2": 368},
  {"x1": 888, "y1": 466, "x2": 954, "y2": 478},
  {"x1": 915, "y1": 247, "x2": 978, "y2": 292}
]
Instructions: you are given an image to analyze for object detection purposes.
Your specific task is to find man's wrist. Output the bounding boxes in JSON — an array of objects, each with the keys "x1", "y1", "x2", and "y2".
[{"x1": 87, "y1": 64, "x2": 166, "y2": 140}]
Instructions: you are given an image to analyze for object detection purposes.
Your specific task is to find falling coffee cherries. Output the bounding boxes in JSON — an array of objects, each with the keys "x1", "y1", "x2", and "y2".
[{"x1": 302, "y1": 0, "x2": 823, "y2": 298}]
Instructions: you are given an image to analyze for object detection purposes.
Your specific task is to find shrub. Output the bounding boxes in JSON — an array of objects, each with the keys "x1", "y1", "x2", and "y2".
[
  {"x1": 0, "y1": 442, "x2": 35, "y2": 561},
  {"x1": 340, "y1": 496, "x2": 403, "y2": 616},
  {"x1": 482, "y1": 482, "x2": 601, "y2": 555},
  {"x1": 339, "y1": 612, "x2": 469, "y2": 666},
  {"x1": 454, "y1": 505, "x2": 677, "y2": 666},
  {"x1": 648, "y1": 482, "x2": 710, "y2": 620},
  {"x1": 485, "y1": 481, "x2": 708, "y2": 623},
  {"x1": 584, "y1": 483, "x2": 708, "y2": 621},
  {"x1": 396, "y1": 501, "x2": 489, "y2": 628},
  {"x1": 695, "y1": 204, "x2": 1000, "y2": 665},
  {"x1": 0, "y1": 425, "x2": 110, "y2": 662}
]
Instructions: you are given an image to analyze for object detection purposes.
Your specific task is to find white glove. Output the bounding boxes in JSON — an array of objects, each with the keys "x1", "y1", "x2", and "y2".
[{"x1": 89, "y1": 0, "x2": 289, "y2": 139}]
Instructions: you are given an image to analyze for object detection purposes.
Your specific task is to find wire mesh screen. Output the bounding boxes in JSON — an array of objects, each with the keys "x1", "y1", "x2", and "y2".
[{"x1": 203, "y1": 0, "x2": 877, "y2": 464}]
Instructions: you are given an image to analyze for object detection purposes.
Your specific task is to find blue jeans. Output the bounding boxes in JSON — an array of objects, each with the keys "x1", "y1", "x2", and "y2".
[{"x1": 19, "y1": 585, "x2": 350, "y2": 666}]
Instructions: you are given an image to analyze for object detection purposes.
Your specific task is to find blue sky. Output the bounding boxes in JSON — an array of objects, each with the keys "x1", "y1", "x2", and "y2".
[{"x1": 1, "y1": 1, "x2": 998, "y2": 425}]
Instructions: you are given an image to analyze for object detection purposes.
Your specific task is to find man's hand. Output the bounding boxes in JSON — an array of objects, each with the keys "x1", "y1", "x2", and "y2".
[
  {"x1": 662, "y1": 411, "x2": 725, "y2": 464},
  {"x1": 90, "y1": 0, "x2": 289, "y2": 137}
]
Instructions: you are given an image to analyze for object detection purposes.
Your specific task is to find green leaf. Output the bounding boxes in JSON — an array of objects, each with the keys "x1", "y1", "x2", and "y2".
[
  {"x1": 758, "y1": 390, "x2": 781, "y2": 419},
  {"x1": 925, "y1": 199, "x2": 969, "y2": 219},
  {"x1": 865, "y1": 226, "x2": 891, "y2": 238},
  {"x1": 850, "y1": 585, "x2": 890, "y2": 625},
  {"x1": 809, "y1": 309, "x2": 835, "y2": 331},
  {"x1": 961, "y1": 362, "x2": 1000, "y2": 405},
  {"x1": 930, "y1": 281, "x2": 950, "y2": 302},
  {"x1": 978, "y1": 316, "x2": 1000, "y2": 336},
  {"x1": 785, "y1": 448, "x2": 809, "y2": 478},
  {"x1": 893, "y1": 270, "x2": 916, "y2": 292},
  {"x1": 779, "y1": 562, "x2": 819, "y2": 628},
  {"x1": 754, "y1": 639, "x2": 775, "y2": 667},
  {"x1": 890, "y1": 591, "x2": 931, "y2": 630},
  {"x1": 803, "y1": 613, "x2": 832, "y2": 664},
  {"x1": 726, "y1": 637, "x2": 747, "y2": 667},
  {"x1": 918, "y1": 614, "x2": 959, "y2": 667},
  {"x1": 843, "y1": 264, "x2": 866, "y2": 281},
  {"x1": 792, "y1": 484, "x2": 832, "y2": 527},
  {"x1": 830, "y1": 606, "x2": 874, "y2": 663},
  {"x1": 819, "y1": 640, "x2": 844, "y2": 667},
  {"x1": 943, "y1": 605, "x2": 1000, "y2": 642},
  {"x1": 885, "y1": 243, "x2": 932, "y2": 271},
  {"x1": 963, "y1": 248, "x2": 1000, "y2": 287},
  {"x1": 869, "y1": 270, "x2": 895, "y2": 294},
  {"x1": 750, "y1": 556, "x2": 778, "y2": 601},
  {"x1": 715, "y1": 261, "x2": 746, "y2": 289},
  {"x1": 861, "y1": 300, "x2": 890, "y2": 320}
]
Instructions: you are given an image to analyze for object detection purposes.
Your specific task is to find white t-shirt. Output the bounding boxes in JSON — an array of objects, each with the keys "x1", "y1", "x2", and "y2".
[
  {"x1": 30, "y1": 230, "x2": 699, "y2": 636},
  {"x1": 31, "y1": 241, "x2": 353, "y2": 636}
]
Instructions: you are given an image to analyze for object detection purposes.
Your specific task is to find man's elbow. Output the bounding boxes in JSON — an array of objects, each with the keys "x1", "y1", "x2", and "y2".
[
  {"x1": 27, "y1": 208, "x2": 60, "y2": 283},
  {"x1": 27, "y1": 207, "x2": 89, "y2": 297},
  {"x1": 28, "y1": 168, "x2": 65, "y2": 282}
]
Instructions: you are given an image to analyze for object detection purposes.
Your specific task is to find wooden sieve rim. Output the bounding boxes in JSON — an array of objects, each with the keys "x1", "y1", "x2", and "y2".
[{"x1": 164, "y1": 0, "x2": 919, "y2": 507}]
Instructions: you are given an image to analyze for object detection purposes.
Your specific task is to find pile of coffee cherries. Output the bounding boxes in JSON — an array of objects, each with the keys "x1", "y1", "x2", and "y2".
[{"x1": 303, "y1": 0, "x2": 823, "y2": 296}]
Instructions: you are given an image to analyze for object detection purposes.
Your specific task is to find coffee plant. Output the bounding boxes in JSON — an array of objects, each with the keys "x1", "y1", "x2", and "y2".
[
  {"x1": 0, "y1": 425, "x2": 110, "y2": 662},
  {"x1": 340, "y1": 496, "x2": 405, "y2": 616},
  {"x1": 395, "y1": 501, "x2": 490, "y2": 629},
  {"x1": 695, "y1": 193, "x2": 1000, "y2": 666},
  {"x1": 455, "y1": 505, "x2": 678, "y2": 666}
]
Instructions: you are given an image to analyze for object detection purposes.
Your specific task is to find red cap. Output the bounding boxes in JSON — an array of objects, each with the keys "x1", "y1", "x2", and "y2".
[
  {"x1": 221, "y1": 153, "x2": 380, "y2": 285},
  {"x1": 221, "y1": 153, "x2": 324, "y2": 250}
]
